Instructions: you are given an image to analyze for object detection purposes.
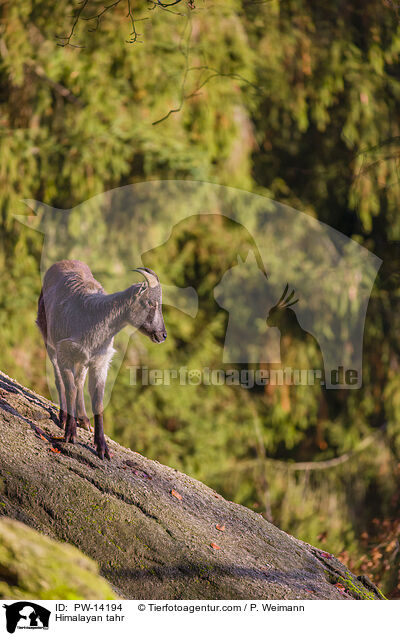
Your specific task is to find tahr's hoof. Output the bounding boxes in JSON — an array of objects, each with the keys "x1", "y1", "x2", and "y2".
[
  {"x1": 59, "y1": 409, "x2": 67, "y2": 429},
  {"x1": 77, "y1": 416, "x2": 91, "y2": 431},
  {"x1": 64, "y1": 416, "x2": 77, "y2": 444},
  {"x1": 96, "y1": 443, "x2": 111, "y2": 461}
]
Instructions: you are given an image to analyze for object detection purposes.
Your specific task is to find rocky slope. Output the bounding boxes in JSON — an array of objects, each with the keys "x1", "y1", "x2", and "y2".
[{"x1": 0, "y1": 371, "x2": 384, "y2": 600}]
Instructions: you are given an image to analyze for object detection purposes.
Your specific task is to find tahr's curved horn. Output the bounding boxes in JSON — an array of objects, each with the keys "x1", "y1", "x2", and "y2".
[{"x1": 132, "y1": 267, "x2": 160, "y2": 288}]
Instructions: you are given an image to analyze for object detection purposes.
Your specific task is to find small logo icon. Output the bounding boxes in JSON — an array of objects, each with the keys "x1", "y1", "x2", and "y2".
[{"x1": 3, "y1": 602, "x2": 50, "y2": 634}]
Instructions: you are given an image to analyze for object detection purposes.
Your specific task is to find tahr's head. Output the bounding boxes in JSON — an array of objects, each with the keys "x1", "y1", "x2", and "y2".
[{"x1": 130, "y1": 268, "x2": 167, "y2": 343}]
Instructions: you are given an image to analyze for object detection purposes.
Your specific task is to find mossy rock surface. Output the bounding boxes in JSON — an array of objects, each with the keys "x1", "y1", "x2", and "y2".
[
  {"x1": 0, "y1": 370, "x2": 385, "y2": 600},
  {"x1": 0, "y1": 517, "x2": 116, "y2": 600}
]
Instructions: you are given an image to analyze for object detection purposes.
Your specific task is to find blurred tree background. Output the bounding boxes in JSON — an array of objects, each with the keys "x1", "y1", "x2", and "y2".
[{"x1": 1, "y1": 0, "x2": 400, "y2": 596}]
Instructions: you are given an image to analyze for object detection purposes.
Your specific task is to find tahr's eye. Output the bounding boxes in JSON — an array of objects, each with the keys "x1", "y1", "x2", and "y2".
[{"x1": 140, "y1": 298, "x2": 155, "y2": 310}]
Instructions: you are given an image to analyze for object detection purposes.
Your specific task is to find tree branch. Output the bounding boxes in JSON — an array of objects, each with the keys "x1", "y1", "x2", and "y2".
[
  {"x1": 56, "y1": 0, "x2": 192, "y2": 47},
  {"x1": 56, "y1": 0, "x2": 90, "y2": 47},
  {"x1": 152, "y1": 65, "x2": 260, "y2": 125},
  {"x1": 25, "y1": 61, "x2": 84, "y2": 106}
]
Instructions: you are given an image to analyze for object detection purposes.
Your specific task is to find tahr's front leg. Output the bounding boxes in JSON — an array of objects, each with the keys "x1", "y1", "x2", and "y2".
[
  {"x1": 94, "y1": 413, "x2": 110, "y2": 460},
  {"x1": 89, "y1": 355, "x2": 112, "y2": 461}
]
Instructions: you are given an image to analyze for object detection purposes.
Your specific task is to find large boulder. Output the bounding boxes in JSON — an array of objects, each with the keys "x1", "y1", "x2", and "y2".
[
  {"x1": 0, "y1": 517, "x2": 116, "y2": 600},
  {"x1": 0, "y1": 370, "x2": 384, "y2": 600}
]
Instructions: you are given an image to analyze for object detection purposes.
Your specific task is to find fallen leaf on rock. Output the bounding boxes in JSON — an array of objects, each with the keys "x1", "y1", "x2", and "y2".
[
  {"x1": 34, "y1": 426, "x2": 49, "y2": 439},
  {"x1": 171, "y1": 489, "x2": 182, "y2": 500},
  {"x1": 216, "y1": 524, "x2": 225, "y2": 532},
  {"x1": 320, "y1": 551, "x2": 333, "y2": 559},
  {"x1": 210, "y1": 543, "x2": 221, "y2": 550}
]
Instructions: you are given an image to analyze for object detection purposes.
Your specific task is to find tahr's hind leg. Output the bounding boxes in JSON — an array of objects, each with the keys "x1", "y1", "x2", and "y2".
[
  {"x1": 60, "y1": 366, "x2": 77, "y2": 444},
  {"x1": 47, "y1": 346, "x2": 67, "y2": 428},
  {"x1": 75, "y1": 365, "x2": 91, "y2": 430}
]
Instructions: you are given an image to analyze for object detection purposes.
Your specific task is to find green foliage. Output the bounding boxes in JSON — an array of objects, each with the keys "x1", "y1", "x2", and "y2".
[{"x1": 1, "y1": 0, "x2": 400, "y2": 596}]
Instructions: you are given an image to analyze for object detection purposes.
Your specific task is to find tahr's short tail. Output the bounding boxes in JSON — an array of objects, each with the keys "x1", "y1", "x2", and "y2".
[{"x1": 36, "y1": 289, "x2": 47, "y2": 342}]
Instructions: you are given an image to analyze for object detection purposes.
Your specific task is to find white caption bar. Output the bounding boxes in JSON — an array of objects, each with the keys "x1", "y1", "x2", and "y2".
[{"x1": 1, "y1": 599, "x2": 397, "y2": 636}]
